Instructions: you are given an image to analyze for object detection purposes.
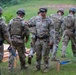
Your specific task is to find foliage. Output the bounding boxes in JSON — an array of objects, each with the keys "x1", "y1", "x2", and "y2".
[
  {"x1": 0, "y1": 0, "x2": 19, "y2": 7},
  {"x1": 3, "y1": 13, "x2": 14, "y2": 23}
]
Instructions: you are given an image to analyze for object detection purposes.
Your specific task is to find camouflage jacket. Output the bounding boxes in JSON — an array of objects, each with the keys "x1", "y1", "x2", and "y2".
[
  {"x1": 0, "y1": 17, "x2": 11, "y2": 45},
  {"x1": 28, "y1": 16, "x2": 36, "y2": 34},
  {"x1": 28, "y1": 15, "x2": 54, "y2": 43}
]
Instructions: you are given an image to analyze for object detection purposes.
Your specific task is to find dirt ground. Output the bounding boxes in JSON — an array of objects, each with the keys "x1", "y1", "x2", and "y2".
[{"x1": 41, "y1": 4, "x2": 76, "y2": 9}]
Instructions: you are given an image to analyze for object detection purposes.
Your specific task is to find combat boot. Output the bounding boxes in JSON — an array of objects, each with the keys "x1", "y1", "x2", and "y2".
[
  {"x1": 28, "y1": 55, "x2": 33, "y2": 64},
  {"x1": 35, "y1": 65, "x2": 41, "y2": 71},
  {"x1": 43, "y1": 68, "x2": 49, "y2": 73}
]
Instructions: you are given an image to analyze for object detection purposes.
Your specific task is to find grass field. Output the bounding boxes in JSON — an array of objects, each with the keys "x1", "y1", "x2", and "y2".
[{"x1": 0, "y1": 0, "x2": 76, "y2": 75}]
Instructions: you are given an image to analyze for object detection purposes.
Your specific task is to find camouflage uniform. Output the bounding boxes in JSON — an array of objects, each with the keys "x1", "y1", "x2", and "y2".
[
  {"x1": 28, "y1": 16, "x2": 36, "y2": 57},
  {"x1": 49, "y1": 13, "x2": 63, "y2": 60},
  {"x1": 8, "y1": 13, "x2": 29, "y2": 70},
  {"x1": 29, "y1": 13, "x2": 54, "y2": 71},
  {"x1": 0, "y1": 7, "x2": 11, "y2": 62},
  {"x1": 61, "y1": 14, "x2": 76, "y2": 57}
]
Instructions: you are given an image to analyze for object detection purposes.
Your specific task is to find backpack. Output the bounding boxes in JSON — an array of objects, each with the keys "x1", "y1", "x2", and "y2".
[
  {"x1": 10, "y1": 18, "x2": 24, "y2": 36},
  {"x1": 10, "y1": 18, "x2": 25, "y2": 45}
]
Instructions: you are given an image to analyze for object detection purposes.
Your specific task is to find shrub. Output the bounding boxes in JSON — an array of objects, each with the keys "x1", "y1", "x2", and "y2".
[
  {"x1": 0, "y1": 0, "x2": 19, "y2": 7},
  {"x1": 3, "y1": 13, "x2": 14, "y2": 23},
  {"x1": 10, "y1": 0, "x2": 19, "y2": 5}
]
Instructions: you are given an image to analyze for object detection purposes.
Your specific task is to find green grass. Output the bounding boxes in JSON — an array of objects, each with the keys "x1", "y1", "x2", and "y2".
[
  {"x1": 0, "y1": 0, "x2": 76, "y2": 75},
  {"x1": 3, "y1": 0, "x2": 76, "y2": 22}
]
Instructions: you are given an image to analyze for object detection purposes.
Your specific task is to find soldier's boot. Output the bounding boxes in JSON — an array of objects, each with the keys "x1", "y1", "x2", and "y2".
[
  {"x1": 61, "y1": 55, "x2": 66, "y2": 58},
  {"x1": 28, "y1": 55, "x2": 33, "y2": 64},
  {"x1": 51, "y1": 57, "x2": 58, "y2": 61},
  {"x1": 21, "y1": 65, "x2": 28, "y2": 70},
  {"x1": 43, "y1": 68, "x2": 49, "y2": 73},
  {"x1": 35, "y1": 65, "x2": 41, "y2": 71},
  {"x1": 43, "y1": 64, "x2": 49, "y2": 73}
]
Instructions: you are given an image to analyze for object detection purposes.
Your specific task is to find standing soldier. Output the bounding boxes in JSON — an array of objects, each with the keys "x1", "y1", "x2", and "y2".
[
  {"x1": 0, "y1": 7, "x2": 12, "y2": 62},
  {"x1": 8, "y1": 8, "x2": 29, "y2": 71},
  {"x1": 49, "y1": 9, "x2": 64, "y2": 61},
  {"x1": 61, "y1": 8, "x2": 76, "y2": 57},
  {"x1": 28, "y1": 12, "x2": 41, "y2": 64},
  {"x1": 29, "y1": 8, "x2": 54, "y2": 72}
]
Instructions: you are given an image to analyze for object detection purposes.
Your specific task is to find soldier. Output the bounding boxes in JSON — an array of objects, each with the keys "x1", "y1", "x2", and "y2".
[
  {"x1": 8, "y1": 8, "x2": 29, "y2": 71},
  {"x1": 61, "y1": 8, "x2": 76, "y2": 57},
  {"x1": 49, "y1": 9, "x2": 64, "y2": 61},
  {"x1": 0, "y1": 7, "x2": 12, "y2": 62},
  {"x1": 29, "y1": 8, "x2": 54, "y2": 72},
  {"x1": 28, "y1": 12, "x2": 41, "y2": 64}
]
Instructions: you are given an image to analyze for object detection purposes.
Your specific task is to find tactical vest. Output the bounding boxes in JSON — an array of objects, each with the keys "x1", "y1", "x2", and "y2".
[
  {"x1": 64, "y1": 15, "x2": 74, "y2": 29},
  {"x1": 10, "y1": 18, "x2": 24, "y2": 36},
  {"x1": 0, "y1": 18, "x2": 4, "y2": 45}
]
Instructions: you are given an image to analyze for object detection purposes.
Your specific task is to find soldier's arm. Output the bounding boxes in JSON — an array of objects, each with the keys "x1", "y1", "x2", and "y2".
[
  {"x1": 22, "y1": 21, "x2": 30, "y2": 43},
  {"x1": 2, "y1": 23, "x2": 12, "y2": 45},
  {"x1": 28, "y1": 16, "x2": 36, "y2": 27},
  {"x1": 60, "y1": 18, "x2": 64, "y2": 36},
  {"x1": 49, "y1": 19, "x2": 54, "y2": 45},
  {"x1": 61, "y1": 17, "x2": 66, "y2": 35}
]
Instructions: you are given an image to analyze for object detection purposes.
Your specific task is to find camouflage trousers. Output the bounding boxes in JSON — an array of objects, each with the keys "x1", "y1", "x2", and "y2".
[
  {"x1": 8, "y1": 43, "x2": 26, "y2": 70},
  {"x1": 62, "y1": 30, "x2": 76, "y2": 57},
  {"x1": 28, "y1": 34, "x2": 36, "y2": 57},
  {"x1": 35, "y1": 38, "x2": 50, "y2": 69},
  {"x1": 51, "y1": 31, "x2": 61, "y2": 58},
  {"x1": 0, "y1": 44, "x2": 4, "y2": 62}
]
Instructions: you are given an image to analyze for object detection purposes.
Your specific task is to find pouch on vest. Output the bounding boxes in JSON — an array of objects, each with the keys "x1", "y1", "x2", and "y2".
[{"x1": 10, "y1": 18, "x2": 24, "y2": 36}]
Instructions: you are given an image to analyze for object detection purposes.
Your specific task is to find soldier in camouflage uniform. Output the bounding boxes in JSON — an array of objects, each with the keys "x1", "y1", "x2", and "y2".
[
  {"x1": 49, "y1": 9, "x2": 64, "y2": 61},
  {"x1": 29, "y1": 8, "x2": 54, "y2": 72},
  {"x1": 0, "y1": 7, "x2": 12, "y2": 62},
  {"x1": 8, "y1": 8, "x2": 29, "y2": 70},
  {"x1": 28, "y1": 12, "x2": 41, "y2": 64},
  {"x1": 61, "y1": 8, "x2": 76, "y2": 57}
]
